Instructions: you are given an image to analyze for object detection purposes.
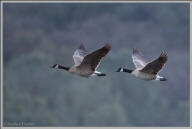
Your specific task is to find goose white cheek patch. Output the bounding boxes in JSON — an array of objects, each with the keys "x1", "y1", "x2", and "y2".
[{"x1": 55, "y1": 64, "x2": 59, "y2": 69}]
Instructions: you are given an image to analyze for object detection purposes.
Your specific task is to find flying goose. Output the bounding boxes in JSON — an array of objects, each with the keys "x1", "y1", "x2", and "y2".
[
  {"x1": 52, "y1": 43, "x2": 111, "y2": 77},
  {"x1": 116, "y1": 48, "x2": 168, "y2": 81}
]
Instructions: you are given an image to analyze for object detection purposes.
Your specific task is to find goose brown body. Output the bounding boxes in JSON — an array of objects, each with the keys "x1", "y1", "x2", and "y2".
[
  {"x1": 52, "y1": 43, "x2": 111, "y2": 77},
  {"x1": 117, "y1": 48, "x2": 168, "y2": 81}
]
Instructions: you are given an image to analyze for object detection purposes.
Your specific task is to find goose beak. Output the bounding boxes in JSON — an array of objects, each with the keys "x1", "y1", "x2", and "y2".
[{"x1": 116, "y1": 68, "x2": 122, "y2": 72}]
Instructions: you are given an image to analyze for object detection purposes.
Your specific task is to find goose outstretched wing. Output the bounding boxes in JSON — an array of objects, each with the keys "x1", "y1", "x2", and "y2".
[
  {"x1": 79, "y1": 43, "x2": 111, "y2": 71},
  {"x1": 73, "y1": 44, "x2": 88, "y2": 66},
  {"x1": 140, "y1": 52, "x2": 168, "y2": 74},
  {"x1": 132, "y1": 48, "x2": 148, "y2": 69}
]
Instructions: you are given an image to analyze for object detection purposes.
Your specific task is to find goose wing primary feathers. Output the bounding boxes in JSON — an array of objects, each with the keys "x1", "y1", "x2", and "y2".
[
  {"x1": 140, "y1": 52, "x2": 168, "y2": 75},
  {"x1": 79, "y1": 43, "x2": 111, "y2": 71},
  {"x1": 73, "y1": 44, "x2": 88, "y2": 66},
  {"x1": 132, "y1": 48, "x2": 148, "y2": 69}
]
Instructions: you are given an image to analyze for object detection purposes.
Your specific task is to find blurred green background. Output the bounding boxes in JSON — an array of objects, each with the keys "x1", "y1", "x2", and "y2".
[{"x1": 3, "y1": 3, "x2": 190, "y2": 126}]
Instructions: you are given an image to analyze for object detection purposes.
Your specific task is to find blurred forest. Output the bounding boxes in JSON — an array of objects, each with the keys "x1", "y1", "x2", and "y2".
[{"x1": 3, "y1": 3, "x2": 190, "y2": 126}]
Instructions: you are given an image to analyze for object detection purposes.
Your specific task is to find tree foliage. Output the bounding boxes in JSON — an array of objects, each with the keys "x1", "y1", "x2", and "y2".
[{"x1": 3, "y1": 3, "x2": 190, "y2": 126}]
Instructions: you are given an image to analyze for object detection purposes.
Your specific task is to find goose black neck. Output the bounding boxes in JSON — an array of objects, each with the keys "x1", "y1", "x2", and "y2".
[
  {"x1": 52, "y1": 64, "x2": 70, "y2": 71},
  {"x1": 59, "y1": 66, "x2": 70, "y2": 71},
  {"x1": 123, "y1": 68, "x2": 133, "y2": 73}
]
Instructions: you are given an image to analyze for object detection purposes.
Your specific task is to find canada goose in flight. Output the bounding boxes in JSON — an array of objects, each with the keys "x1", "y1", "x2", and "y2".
[
  {"x1": 52, "y1": 43, "x2": 111, "y2": 78},
  {"x1": 116, "y1": 48, "x2": 168, "y2": 81}
]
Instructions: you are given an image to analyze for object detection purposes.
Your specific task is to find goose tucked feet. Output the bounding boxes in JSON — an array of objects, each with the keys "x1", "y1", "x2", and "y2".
[{"x1": 156, "y1": 75, "x2": 167, "y2": 81}]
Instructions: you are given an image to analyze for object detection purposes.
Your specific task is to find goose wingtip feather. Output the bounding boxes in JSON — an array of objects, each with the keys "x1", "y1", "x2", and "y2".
[
  {"x1": 79, "y1": 43, "x2": 87, "y2": 51},
  {"x1": 104, "y1": 43, "x2": 112, "y2": 50},
  {"x1": 133, "y1": 48, "x2": 139, "y2": 53},
  {"x1": 159, "y1": 51, "x2": 168, "y2": 62}
]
